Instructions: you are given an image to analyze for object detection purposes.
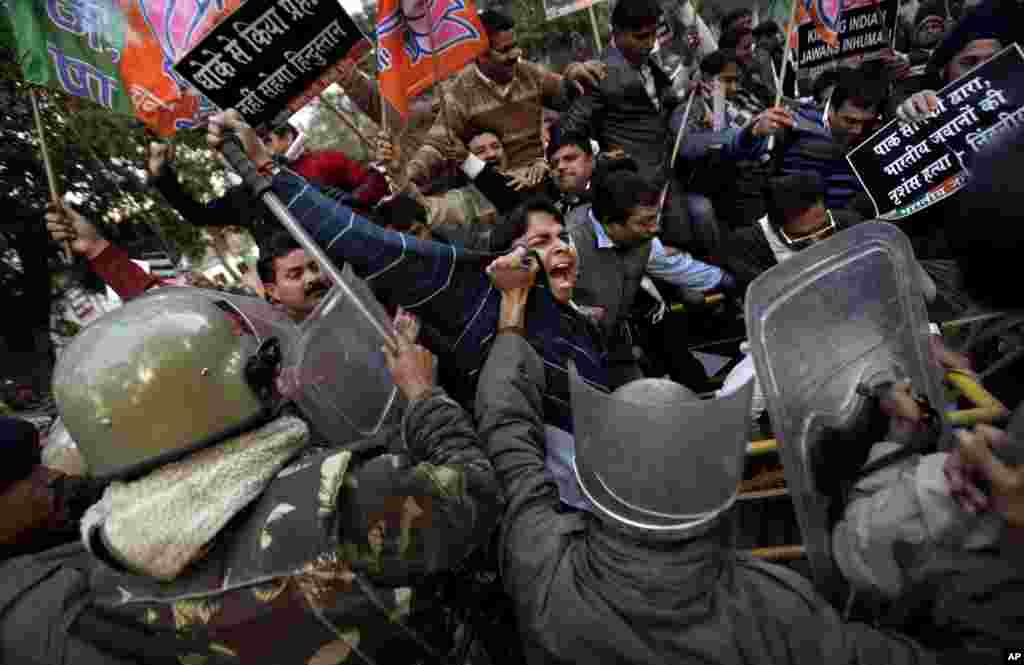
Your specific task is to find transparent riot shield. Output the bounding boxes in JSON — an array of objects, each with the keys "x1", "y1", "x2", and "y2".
[
  {"x1": 745, "y1": 221, "x2": 945, "y2": 594},
  {"x1": 283, "y1": 266, "x2": 404, "y2": 447}
]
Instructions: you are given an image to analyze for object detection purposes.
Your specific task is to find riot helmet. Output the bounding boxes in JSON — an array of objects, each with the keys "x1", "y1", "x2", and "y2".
[
  {"x1": 53, "y1": 289, "x2": 296, "y2": 480},
  {"x1": 569, "y1": 364, "x2": 754, "y2": 533}
]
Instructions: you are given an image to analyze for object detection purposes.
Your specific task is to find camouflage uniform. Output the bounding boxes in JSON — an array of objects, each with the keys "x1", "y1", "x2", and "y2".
[{"x1": 0, "y1": 389, "x2": 502, "y2": 665}]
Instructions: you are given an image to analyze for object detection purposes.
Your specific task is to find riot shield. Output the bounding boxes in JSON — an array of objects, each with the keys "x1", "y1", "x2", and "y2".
[
  {"x1": 745, "y1": 221, "x2": 945, "y2": 594},
  {"x1": 282, "y1": 266, "x2": 404, "y2": 447}
]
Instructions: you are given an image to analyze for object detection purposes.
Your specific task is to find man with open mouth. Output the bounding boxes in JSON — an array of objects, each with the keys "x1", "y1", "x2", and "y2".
[{"x1": 208, "y1": 109, "x2": 611, "y2": 512}]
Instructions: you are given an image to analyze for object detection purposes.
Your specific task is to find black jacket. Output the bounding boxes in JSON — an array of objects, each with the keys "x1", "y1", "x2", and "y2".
[
  {"x1": 559, "y1": 47, "x2": 679, "y2": 181},
  {"x1": 0, "y1": 392, "x2": 501, "y2": 665},
  {"x1": 475, "y1": 332, "x2": 939, "y2": 665}
]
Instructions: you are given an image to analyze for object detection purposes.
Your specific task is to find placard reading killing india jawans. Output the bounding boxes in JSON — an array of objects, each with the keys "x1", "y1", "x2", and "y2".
[
  {"x1": 846, "y1": 43, "x2": 1024, "y2": 220},
  {"x1": 796, "y1": 0, "x2": 899, "y2": 84},
  {"x1": 174, "y1": 0, "x2": 368, "y2": 128}
]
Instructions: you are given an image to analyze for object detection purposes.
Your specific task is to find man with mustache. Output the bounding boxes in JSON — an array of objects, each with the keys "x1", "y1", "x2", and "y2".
[
  {"x1": 208, "y1": 109, "x2": 610, "y2": 512},
  {"x1": 46, "y1": 210, "x2": 328, "y2": 325},
  {"x1": 256, "y1": 232, "x2": 332, "y2": 322}
]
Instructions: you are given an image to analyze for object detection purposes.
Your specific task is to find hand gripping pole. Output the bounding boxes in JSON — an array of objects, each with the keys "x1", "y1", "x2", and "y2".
[{"x1": 220, "y1": 131, "x2": 398, "y2": 353}]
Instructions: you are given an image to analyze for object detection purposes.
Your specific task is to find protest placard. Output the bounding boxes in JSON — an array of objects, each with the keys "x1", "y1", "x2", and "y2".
[
  {"x1": 796, "y1": 0, "x2": 899, "y2": 84},
  {"x1": 544, "y1": 0, "x2": 603, "y2": 21},
  {"x1": 847, "y1": 44, "x2": 1024, "y2": 220},
  {"x1": 174, "y1": 0, "x2": 370, "y2": 128}
]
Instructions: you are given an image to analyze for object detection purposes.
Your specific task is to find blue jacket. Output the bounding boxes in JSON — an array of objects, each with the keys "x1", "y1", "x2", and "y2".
[{"x1": 765, "y1": 106, "x2": 865, "y2": 211}]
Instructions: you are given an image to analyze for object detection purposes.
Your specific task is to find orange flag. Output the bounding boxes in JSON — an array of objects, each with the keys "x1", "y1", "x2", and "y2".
[{"x1": 376, "y1": 0, "x2": 490, "y2": 117}]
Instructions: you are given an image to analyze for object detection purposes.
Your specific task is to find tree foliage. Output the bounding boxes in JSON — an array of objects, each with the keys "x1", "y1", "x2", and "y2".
[
  {"x1": 498, "y1": 0, "x2": 611, "y2": 65},
  {"x1": 304, "y1": 91, "x2": 378, "y2": 162},
  {"x1": 0, "y1": 3, "x2": 236, "y2": 391}
]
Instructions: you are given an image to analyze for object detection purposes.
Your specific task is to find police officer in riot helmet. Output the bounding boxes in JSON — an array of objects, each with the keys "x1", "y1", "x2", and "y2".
[
  {"x1": 473, "y1": 247, "x2": 945, "y2": 665},
  {"x1": 0, "y1": 284, "x2": 501, "y2": 664}
]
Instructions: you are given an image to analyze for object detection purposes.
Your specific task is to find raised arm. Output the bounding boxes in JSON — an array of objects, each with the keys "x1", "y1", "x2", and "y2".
[
  {"x1": 45, "y1": 203, "x2": 160, "y2": 301},
  {"x1": 206, "y1": 110, "x2": 492, "y2": 341},
  {"x1": 405, "y1": 85, "x2": 470, "y2": 187},
  {"x1": 475, "y1": 249, "x2": 574, "y2": 598},
  {"x1": 380, "y1": 310, "x2": 502, "y2": 572}
]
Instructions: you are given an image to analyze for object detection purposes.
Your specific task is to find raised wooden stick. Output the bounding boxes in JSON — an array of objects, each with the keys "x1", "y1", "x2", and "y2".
[{"x1": 30, "y1": 88, "x2": 71, "y2": 263}]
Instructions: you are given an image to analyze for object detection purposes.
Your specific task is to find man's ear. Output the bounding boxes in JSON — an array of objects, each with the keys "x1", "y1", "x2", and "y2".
[{"x1": 264, "y1": 283, "x2": 279, "y2": 304}]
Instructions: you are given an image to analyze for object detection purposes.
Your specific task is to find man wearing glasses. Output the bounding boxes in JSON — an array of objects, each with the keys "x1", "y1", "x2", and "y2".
[{"x1": 723, "y1": 173, "x2": 855, "y2": 287}]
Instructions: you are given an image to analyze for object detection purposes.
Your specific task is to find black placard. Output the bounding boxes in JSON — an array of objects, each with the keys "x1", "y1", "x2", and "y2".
[
  {"x1": 796, "y1": 0, "x2": 899, "y2": 83},
  {"x1": 847, "y1": 44, "x2": 1024, "y2": 220},
  {"x1": 174, "y1": 0, "x2": 368, "y2": 128}
]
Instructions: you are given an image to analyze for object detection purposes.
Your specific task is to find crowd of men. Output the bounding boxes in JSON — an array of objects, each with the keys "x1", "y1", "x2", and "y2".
[{"x1": 1, "y1": 0, "x2": 1023, "y2": 663}]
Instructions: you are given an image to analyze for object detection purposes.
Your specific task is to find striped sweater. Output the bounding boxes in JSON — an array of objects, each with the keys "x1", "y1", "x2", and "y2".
[{"x1": 272, "y1": 169, "x2": 609, "y2": 432}]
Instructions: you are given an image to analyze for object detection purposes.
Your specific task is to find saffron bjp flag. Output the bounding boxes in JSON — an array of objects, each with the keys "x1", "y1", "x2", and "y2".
[
  {"x1": 8, "y1": 1, "x2": 242, "y2": 136},
  {"x1": 376, "y1": 0, "x2": 489, "y2": 118},
  {"x1": 803, "y1": 0, "x2": 843, "y2": 48}
]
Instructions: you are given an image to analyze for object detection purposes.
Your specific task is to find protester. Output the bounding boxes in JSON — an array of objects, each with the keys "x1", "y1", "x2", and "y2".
[
  {"x1": 147, "y1": 125, "x2": 387, "y2": 248},
  {"x1": 255, "y1": 232, "x2": 332, "y2": 322},
  {"x1": 889, "y1": 1, "x2": 1013, "y2": 317},
  {"x1": 45, "y1": 206, "x2": 327, "y2": 324},
  {"x1": 810, "y1": 67, "x2": 852, "y2": 106},
  {"x1": 675, "y1": 50, "x2": 795, "y2": 240},
  {"x1": 474, "y1": 251, "x2": 945, "y2": 665},
  {"x1": 719, "y1": 28, "x2": 774, "y2": 114},
  {"x1": 719, "y1": 7, "x2": 754, "y2": 35},
  {"x1": 404, "y1": 9, "x2": 605, "y2": 187},
  {"x1": 560, "y1": 0, "x2": 676, "y2": 182},
  {"x1": 762, "y1": 68, "x2": 886, "y2": 212},
  {"x1": 723, "y1": 173, "x2": 864, "y2": 287},
  {"x1": 0, "y1": 299, "x2": 502, "y2": 664},
  {"x1": 376, "y1": 130, "x2": 545, "y2": 242},
  {"x1": 547, "y1": 129, "x2": 596, "y2": 214},
  {"x1": 560, "y1": 0, "x2": 715, "y2": 252},
  {"x1": 894, "y1": 5, "x2": 1008, "y2": 123},
  {"x1": 46, "y1": 203, "x2": 163, "y2": 299},
  {"x1": 565, "y1": 167, "x2": 735, "y2": 386},
  {"x1": 753, "y1": 20, "x2": 799, "y2": 100},
  {"x1": 546, "y1": 129, "x2": 640, "y2": 217},
  {"x1": 259, "y1": 121, "x2": 389, "y2": 208},
  {"x1": 207, "y1": 110, "x2": 614, "y2": 509}
]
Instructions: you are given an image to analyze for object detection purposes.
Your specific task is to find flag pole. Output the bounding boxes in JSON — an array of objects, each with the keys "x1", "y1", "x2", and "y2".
[
  {"x1": 588, "y1": 5, "x2": 604, "y2": 53},
  {"x1": 425, "y1": 3, "x2": 457, "y2": 155},
  {"x1": 768, "y1": 0, "x2": 799, "y2": 152},
  {"x1": 655, "y1": 88, "x2": 698, "y2": 226},
  {"x1": 30, "y1": 88, "x2": 71, "y2": 263}
]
